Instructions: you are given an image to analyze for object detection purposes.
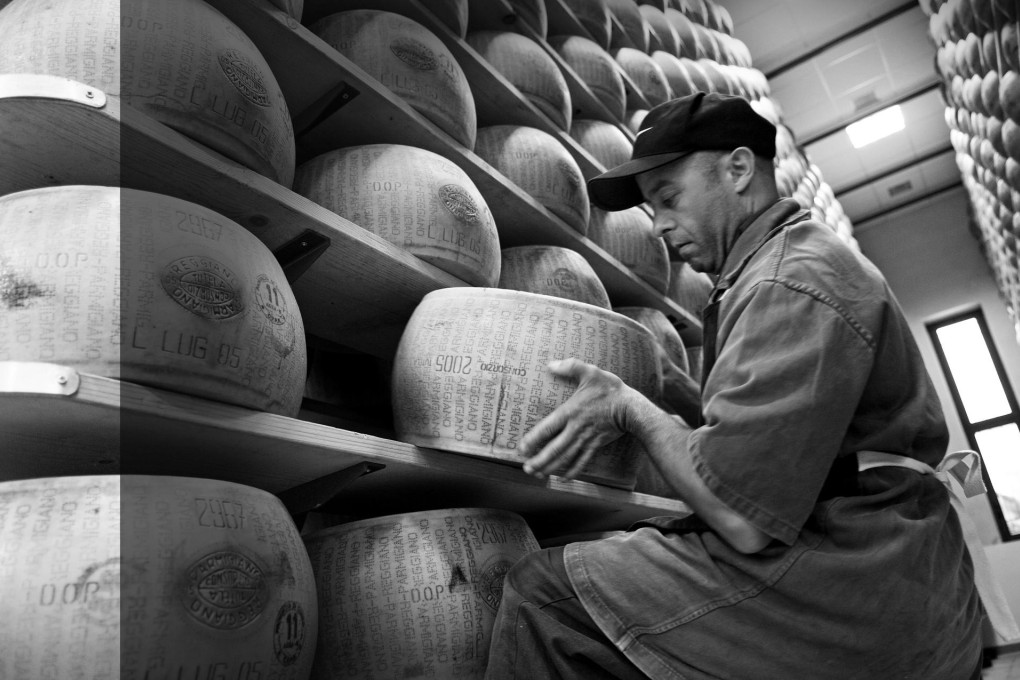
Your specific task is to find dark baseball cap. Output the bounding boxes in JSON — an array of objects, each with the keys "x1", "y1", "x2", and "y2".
[{"x1": 587, "y1": 92, "x2": 777, "y2": 211}]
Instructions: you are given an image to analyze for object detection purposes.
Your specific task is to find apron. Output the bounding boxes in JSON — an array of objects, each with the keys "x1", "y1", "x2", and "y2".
[{"x1": 858, "y1": 449, "x2": 1020, "y2": 642}]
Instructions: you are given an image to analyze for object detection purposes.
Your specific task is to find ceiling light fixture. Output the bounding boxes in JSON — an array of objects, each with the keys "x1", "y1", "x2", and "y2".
[{"x1": 845, "y1": 105, "x2": 905, "y2": 149}]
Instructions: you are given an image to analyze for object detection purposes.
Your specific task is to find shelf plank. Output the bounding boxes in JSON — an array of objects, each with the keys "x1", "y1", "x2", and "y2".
[
  {"x1": 0, "y1": 75, "x2": 466, "y2": 357},
  {"x1": 0, "y1": 367, "x2": 690, "y2": 537}
]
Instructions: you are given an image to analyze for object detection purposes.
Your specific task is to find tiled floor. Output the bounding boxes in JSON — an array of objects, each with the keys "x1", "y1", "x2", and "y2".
[{"x1": 983, "y1": 650, "x2": 1020, "y2": 679}]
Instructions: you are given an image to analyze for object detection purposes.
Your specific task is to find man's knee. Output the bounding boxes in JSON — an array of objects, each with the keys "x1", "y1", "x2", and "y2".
[{"x1": 503, "y1": 546, "x2": 571, "y2": 604}]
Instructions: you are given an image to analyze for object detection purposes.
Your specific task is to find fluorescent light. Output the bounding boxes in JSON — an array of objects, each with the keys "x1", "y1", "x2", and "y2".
[{"x1": 845, "y1": 105, "x2": 905, "y2": 149}]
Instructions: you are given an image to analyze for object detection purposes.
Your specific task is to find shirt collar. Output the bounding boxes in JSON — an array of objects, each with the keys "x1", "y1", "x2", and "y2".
[{"x1": 713, "y1": 198, "x2": 808, "y2": 295}]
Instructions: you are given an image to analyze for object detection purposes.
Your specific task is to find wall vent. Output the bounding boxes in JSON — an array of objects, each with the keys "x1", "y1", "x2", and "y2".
[
  {"x1": 853, "y1": 90, "x2": 880, "y2": 112},
  {"x1": 887, "y1": 180, "x2": 913, "y2": 197}
]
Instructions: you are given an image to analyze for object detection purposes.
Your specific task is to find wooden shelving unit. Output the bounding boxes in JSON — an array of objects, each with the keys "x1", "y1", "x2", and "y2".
[
  {"x1": 0, "y1": 0, "x2": 702, "y2": 535},
  {"x1": 208, "y1": 0, "x2": 701, "y2": 340}
]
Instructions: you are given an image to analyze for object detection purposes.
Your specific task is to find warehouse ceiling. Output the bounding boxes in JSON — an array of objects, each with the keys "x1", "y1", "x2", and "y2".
[{"x1": 723, "y1": 0, "x2": 957, "y2": 227}]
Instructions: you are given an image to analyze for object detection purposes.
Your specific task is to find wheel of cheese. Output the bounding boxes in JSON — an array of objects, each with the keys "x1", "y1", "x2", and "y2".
[
  {"x1": 983, "y1": 70, "x2": 1003, "y2": 119},
  {"x1": 467, "y1": 30, "x2": 572, "y2": 131},
  {"x1": 713, "y1": 2, "x2": 734, "y2": 35},
  {"x1": 626, "y1": 108, "x2": 649, "y2": 133},
  {"x1": 391, "y1": 287, "x2": 661, "y2": 488},
  {"x1": 607, "y1": 0, "x2": 651, "y2": 52},
  {"x1": 304, "y1": 508, "x2": 539, "y2": 680},
  {"x1": 499, "y1": 246, "x2": 612, "y2": 308},
  {"x1": 569, "y1": 119, "x2": 634, "y2": 170},
  {"x1": 0, "y1": 186, "x2": 307, "y2": 416},
  {"x1": 665, "y1": 8, "x2": 698, "y2": 59},
  {"x1": 548, "y1": 34, "x2": 626, "y2": 121},
  {"x1": 614, "y1": 47, "x2": 672, "y2": 106},
  {"x1": 1002, "y1": 24, "x2": 1019, "y2": 73},
  {"x1": 640, "y1": 5, "x2": 681, "y2": 56},
  {"x1": 474, "y1": 125, "x2": 590, "y2": 233},
  {"x1": 508, "y1": 0, "x2": 549, "y2": 38},
  {"x1": 0, "y1": 474, "x2": 317, "y2": 679},
  {"x1": 652, "y1": 51, "x2": 699, "y2": 97},
  {"x1": 294, "y1": 144, "x2": 501, "y2": 286},
  {"x1": 692, "y1": 23, "x2": 722, "y2": 61},
  {"x1": 587, "y1": 206, "x2": 670, "y2": 294},
  {"x1": 682, "y1": 0, "x2": 710, "y2": 27},
  {"x1": 614, "y1": 306, "x2": 688, "y2": 373},
  {"x1": 562, "y1": 0, "x2": 613, "y2": 49},
  {"x1": 667, "y1": 261, "x2": 713, "y2": 315},
  {"x1": 1001, "y1": 71, "x2": 1020, "y2": 124},
  {"x1": 312, "y1": 10, "x2": 477, "y2": 149},
  {"x1": 0, "y1": 0, "x2": 296, "y2": 186},
  {"x1": 697, "y1": 58, "x2": 734, "y2": 94},
  {"x1": 678, "y1": 56, "x2": 712, "y2": 92}
]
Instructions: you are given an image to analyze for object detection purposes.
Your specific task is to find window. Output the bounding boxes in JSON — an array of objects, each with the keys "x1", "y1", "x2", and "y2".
[{"x1": 928, "y1": 309, "x2": 1020, "y2": 541}]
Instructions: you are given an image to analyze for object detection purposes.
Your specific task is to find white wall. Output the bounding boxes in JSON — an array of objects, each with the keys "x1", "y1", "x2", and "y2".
[{"x1": 853, "y1": 185, "x2": 1020, "y2": 545}]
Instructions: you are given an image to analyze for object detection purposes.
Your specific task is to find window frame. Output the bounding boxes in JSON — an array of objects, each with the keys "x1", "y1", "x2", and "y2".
[{"x1": 927, "y1": 306, "x2": 1020, "y2": 542}]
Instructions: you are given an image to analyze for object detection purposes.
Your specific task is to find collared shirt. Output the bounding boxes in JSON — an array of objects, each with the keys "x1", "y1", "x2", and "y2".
[{"x1": 564, "y1": 199, "x2": 983, "y2": 680}]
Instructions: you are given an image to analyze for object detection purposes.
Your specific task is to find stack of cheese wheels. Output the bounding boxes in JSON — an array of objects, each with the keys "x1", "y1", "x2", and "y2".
[
  {"x1": 474, "y1": 125, "x2": 590, "y2": 234},
  {"x1": 304, "y1": 507, "x2": 540, "y2": 680},
  {"x1": 614, "y1": 306, "x2": 689, "y2": 374},
  {"x1": 923, "y1": 0, "x2": 1020, "y2": 315},
  {"x1": 607, "y1": 0, "x2": 650, "y2": 51},
  {"x1": 548, "y1": 35, "x2": 627, "y2": 121},
  {"x1": 508, "y1": 0, "x2": 549, "y2": 38},
  {"x1": 562, "y1": 0, "x2": 613, "y2": 49},
  {"x1": 613, "y1": 47, "x2": 673, "y2": 106},
  {"x1": 569, "y1": 119, "x2": 634, "y2": 170},
  {"x1": 0, "y1": 474, "x2": 317, "y2": 679},
  {"x1": 0, "y1": 186, "x2": 307, "y2": 416},
  {"x1": 294, "y1": 144, "x2": 501, "y2": 287},
  {"x1": 0, "y1": 0, "x2": 296, "y2": 186},
  {"x1": 587, "y1": 207, "x2": 671, "y2": 294},
  {"x1": 467, "y1": 30, "x2": 572, "y2": 131},
  {"x1": 391, "y1": 287, "x2": 661, "y2": 489},
  {"x1": 640, "y1": 5, "x2": 681, "y2": 56},
  {"x1": 498, "y1": 245, "x2": 612, "y2": 308},
  {"x1": 668, "y1": 260, "x2": 714, "y2": 316},
  {"x1": 311, "y1": 10, "x2": 477, "y2": 149}
]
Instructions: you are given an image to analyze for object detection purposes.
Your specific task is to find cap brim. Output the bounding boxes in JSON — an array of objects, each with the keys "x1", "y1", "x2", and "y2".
[{"x1": 587, "y1": 151, "x2": 690, "y2": 211}]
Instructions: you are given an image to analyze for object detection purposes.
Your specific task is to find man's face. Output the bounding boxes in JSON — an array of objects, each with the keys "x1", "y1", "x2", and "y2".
[{"x1": 636, "y1": 152, "x2": 733, "y2": 275}]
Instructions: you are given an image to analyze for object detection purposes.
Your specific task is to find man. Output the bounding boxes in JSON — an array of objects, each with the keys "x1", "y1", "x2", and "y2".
[{"x1": 484, "y1": 92, "x2": 985, "y2": 679}]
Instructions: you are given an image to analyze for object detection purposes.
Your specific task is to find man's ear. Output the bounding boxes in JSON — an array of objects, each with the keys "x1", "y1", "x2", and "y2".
[{"x1": 726, "y1": 147, "x2": 756, "y2": 193}]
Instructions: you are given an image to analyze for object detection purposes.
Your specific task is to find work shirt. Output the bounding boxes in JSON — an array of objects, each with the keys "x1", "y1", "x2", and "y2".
[{"x1": 564, "y1": 199, "x2": 984, "y2": 680}]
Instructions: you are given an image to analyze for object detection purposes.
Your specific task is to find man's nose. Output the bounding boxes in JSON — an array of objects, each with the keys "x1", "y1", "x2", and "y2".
[{"x1": 651, "y1": 214, "x2": 675, "y2": 238}]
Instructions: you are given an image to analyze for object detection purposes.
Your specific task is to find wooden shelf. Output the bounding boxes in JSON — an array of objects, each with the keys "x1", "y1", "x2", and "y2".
[
  {"x1": 0, "y1": 74, "x2": 466, "y2": 357},
  {"x1": 0, "y1": 363, "x2": 690, "y2": 538}
]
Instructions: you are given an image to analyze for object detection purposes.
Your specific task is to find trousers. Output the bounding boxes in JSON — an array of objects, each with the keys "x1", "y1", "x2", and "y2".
[{"x1": 483, "y1": 546, "x2": 647, "y2": 680}]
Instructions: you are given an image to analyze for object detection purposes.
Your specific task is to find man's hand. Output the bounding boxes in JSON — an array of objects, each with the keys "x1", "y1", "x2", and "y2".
[{"x1": 519, "y1": 358, "x2": 635, "y2": 480}]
